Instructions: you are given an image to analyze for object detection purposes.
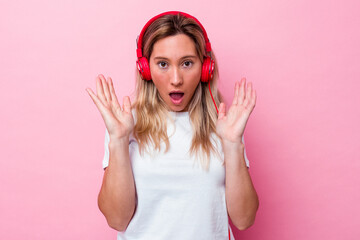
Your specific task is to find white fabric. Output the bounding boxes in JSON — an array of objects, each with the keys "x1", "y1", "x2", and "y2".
[{"x1": 102, "y1": 111, "x2": 249, "y2": 240}]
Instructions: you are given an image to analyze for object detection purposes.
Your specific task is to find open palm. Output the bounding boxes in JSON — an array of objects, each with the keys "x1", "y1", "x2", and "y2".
[
  {"x1": 86, "y1": 74, "x2": 134, "y2": 140},
  {"x1": 216, "y1": 78, "x2": 256, "y2": 143}
]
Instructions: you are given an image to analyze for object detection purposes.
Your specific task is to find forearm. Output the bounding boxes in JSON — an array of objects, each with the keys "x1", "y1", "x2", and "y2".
[
  {"x1": 223, "y1": 141, "x2": 259, "y2": 230},
  {"x1": 98, "y1": 137, "x2": 136, "y2": 231}
]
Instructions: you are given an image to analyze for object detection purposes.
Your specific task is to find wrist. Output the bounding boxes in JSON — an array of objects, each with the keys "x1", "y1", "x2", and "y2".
[
  {"x1": 109, "y1": 136, "x2": 129, "y2": 146},
  {"x1": 221, "y1": 137, "x2": 244, "y2": 148},
  {"x1": 221, "y1": 139, "x2": 244, "y2": 156}
]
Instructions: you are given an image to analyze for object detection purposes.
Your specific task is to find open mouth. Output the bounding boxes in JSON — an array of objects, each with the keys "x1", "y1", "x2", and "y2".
[
  {"x1": 169, "y1": 92, "x2": 184, "y2": 100},
  {"x1": 169, "y1": 92, "x2": 184, "y2": 104}
]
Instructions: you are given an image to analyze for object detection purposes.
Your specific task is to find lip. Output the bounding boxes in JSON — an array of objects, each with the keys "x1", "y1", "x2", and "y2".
[{"x1": 169, "y1": 91, "x2": 184, "y2": 105}]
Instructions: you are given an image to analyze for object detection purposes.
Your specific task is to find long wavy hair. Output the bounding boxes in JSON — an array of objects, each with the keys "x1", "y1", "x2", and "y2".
[{"x1": 132, "y1": 13, "x2": 223, "y2": 171}]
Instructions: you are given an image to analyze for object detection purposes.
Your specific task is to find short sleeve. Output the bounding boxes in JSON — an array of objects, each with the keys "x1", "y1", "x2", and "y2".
[
  {"x1": 242, "y1": 135, "x2": 250, "y2": 168},
  {"x1": 102, "y1": 128, "x2": 110, "y2": 170}
]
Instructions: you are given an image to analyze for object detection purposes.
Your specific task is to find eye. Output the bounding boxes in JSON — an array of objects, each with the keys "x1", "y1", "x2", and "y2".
[
  {"x1": 182, "y1": 60, "x2": 193, "y2": 68},
  {"x1": 157, "y1": 61, "x2": 168, "y2": 69}
]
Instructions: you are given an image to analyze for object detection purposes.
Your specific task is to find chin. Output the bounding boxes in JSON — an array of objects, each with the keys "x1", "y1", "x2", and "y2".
[
  {"x1": 169, "y1": 104, "x2": 186, "y2": 112},
  {"x1": 170, "y1": 107, "x2": 185, "y2": 112}
]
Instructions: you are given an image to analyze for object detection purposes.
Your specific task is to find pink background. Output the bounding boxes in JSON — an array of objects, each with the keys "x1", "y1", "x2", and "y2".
[{"x1": 1, "y1": 0, "x2": 359, "y2": 239}]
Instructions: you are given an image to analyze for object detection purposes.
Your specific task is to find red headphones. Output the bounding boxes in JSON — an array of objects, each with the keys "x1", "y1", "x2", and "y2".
[{"x1": 136, "y1": 11, "x2": 215, "y2": 83}]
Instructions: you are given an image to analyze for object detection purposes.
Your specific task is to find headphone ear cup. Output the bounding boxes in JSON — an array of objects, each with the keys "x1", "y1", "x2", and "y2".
[
  {"x1": 137, "y1": 57, "x2": 152, "y2": 81},
  {"x1": 201, "y1": 57, "x2": 209, "y2": 82},
  {"x1": 209, "y1": 58, "x2": 215, "y2": 81},
  {"x1": 201, "y1": 57, "x2": 214, "y2": 82}
]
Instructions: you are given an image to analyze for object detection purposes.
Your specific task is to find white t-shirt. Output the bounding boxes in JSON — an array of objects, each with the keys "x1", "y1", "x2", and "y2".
[{"x1": 102, "y1": 111, "x2": 249, "y2": 240}]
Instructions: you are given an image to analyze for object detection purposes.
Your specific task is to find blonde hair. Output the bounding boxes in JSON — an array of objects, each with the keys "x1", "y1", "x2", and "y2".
[{"x1": 132, "y1": 13, "x2": 223, "y2": 171}]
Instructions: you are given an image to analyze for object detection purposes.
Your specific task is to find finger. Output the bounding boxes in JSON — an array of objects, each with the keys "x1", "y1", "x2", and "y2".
[
  {"x1": 253, "y1": 89, "x2": 257, "y2": 106},
  {"x1": 250, "y1": 89, "x2": 257, "y2": 109},
  {"x1": 86, "y1": 88, "x2": 107, "y2": 113},
  {"x1": 86, "y1": 88, "x2": 116, "y2": 128},
  {"x1": 238, "y1": 77, "x2": 246, "y2": 105},
  {"x1": 218, "y1": 102, "x2": 226, "y2": 119},
  {"x1": 243, "y1": 82, "x2": 253, "y2": 108},
  {"x1": 96, "y1": 76, "x2": 107, "y2": 105},
  {"x1": 123, "y1": 96, "x2": 132, "y2": 113},
  {"x1": 99, "y1": 74, "x2": 112, "y2": 102},
  {"x1": 108, "y1": 77, "x2": 121, "y2": 109},
  {"x1": 232, "y1": 82, "x2": 239, "y2": 105}
]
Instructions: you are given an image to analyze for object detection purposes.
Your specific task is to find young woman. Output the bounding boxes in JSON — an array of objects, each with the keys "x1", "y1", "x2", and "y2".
[{"x1": 86, "y1": 11, "x2": 258, "y2": 240}]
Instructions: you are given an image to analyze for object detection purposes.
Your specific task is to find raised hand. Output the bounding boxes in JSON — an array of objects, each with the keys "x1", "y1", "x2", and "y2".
[
  {"x1": 216, "y1": 77, "x2": 256, "y2": 143},
  {"x1": 86, "y1": 74, "x2": 134, "y2": 140}
]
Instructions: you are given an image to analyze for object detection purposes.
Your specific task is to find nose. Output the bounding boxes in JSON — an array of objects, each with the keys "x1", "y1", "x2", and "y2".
[{"x1": 170, "y1": 67, "x2": 183, "y2": 86}]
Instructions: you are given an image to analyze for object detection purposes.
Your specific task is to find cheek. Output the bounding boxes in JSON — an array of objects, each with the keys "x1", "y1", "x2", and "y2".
[
  {"x1": 151, "y1": 71, "x2": 167, "y2": 88},
  {"x1": 150, "y1": 70, "x2": 168, "y2": 95},
  {"x1": 150, "y1": 64, "x2": 164, "y2": 82},
  {"x1": 192, "y1": 62, "x2": 202, "y2": 78},
  {"x1": 188, "y1": 66, "x2": 202, "y2": 85}
]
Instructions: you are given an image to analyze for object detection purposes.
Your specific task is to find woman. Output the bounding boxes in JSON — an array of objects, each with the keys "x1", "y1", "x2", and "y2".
[{"x1": 86, "y1": 11, "x2": 259, "y2": 240}]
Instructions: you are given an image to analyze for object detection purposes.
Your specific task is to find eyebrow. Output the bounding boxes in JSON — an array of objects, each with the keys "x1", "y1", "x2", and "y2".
[{"x1": 153, "y1": 55, "x2": 197, "y2": 60}]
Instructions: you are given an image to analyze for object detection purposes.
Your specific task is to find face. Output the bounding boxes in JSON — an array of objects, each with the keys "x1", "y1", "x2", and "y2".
[{"x1": 149, "y1": 34, "x2": 202, "y2": 112}]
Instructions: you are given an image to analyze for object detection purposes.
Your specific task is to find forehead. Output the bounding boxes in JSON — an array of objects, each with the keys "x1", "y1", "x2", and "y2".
[{"x1": 150, "y1": 34, "x2": 198, "y2": 59}]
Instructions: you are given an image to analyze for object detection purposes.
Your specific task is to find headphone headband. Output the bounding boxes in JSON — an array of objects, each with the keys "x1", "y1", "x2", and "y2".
[{"x1": 136, "y1": 11, "x2": 212, "y2": 58}]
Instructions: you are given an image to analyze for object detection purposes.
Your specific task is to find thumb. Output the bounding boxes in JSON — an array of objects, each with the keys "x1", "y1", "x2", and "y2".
[
  {"x1": 123, "y1": 96, "x2": 132, "y2": 113},
  {"x1": 218, "y1": 102, "x2": 226, "y2": 119}
]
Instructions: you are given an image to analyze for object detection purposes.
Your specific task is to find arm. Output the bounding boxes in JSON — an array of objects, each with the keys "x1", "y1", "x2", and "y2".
[
  {"x1": 86, "y1": 74, "x2": 136, "y2": 231},
  {"x1": 98, "y1": 137, "x2": 136, "y2": 231},
  {"x1": 223, "y1": 140, "x2": 259, "y2": 230},
  {"x1": 216, "y1": 77, "x2": 259, "y2": 230}
]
